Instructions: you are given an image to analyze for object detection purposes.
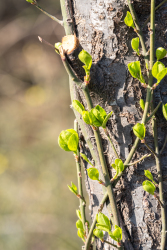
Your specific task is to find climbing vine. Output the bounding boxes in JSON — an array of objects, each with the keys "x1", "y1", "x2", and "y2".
[{"x1": 26, "y1": 0, "x2": 167, "y2": 249}]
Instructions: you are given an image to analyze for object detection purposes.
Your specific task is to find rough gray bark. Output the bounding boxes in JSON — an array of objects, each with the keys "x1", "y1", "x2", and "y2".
[{"x1": 69, "y1": 0, "x2": 167, "y2": 249}]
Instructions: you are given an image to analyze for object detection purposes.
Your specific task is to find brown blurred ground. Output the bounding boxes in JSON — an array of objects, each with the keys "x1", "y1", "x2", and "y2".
[{"x1": 0, "y1": 1, "x2": 82, "y2": 249}]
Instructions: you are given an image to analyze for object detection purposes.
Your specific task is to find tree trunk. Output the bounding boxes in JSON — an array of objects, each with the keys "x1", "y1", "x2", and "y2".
[{"x1": 63, "y1": 0, "x2": 167, "y2": 249}]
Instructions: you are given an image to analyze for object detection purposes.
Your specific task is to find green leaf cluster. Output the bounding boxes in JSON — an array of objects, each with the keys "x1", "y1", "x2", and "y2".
[
  {"x1": 87, "y1": 168, "x2": 99, "y2": 181},
  {"x1": 162, "y1": 103, "x2": 167, "y2": 120},
  {"x1": 112, "y1": 159, "x2": 124, "y2": 179},
  {"x1": 78, "y1": 50, "x2": 92, "y2": 75},
  {"x1": 68, "y1": 182, "x2": 78, "y2": 196},
  {"x1": 93, "y1": 212, "x2": 122, "y2": 243},
  {"x1": 124, "y1": 11, "x2": 135, "y2": 28},
  {"x1": 58, "y1": 129, "x2": 79, "y2": 154},
  {"x1": 128, "y1": 61, "x2": 145, "y2": 84},
  {"x1": 131, "y1": 37, "x2": 139, "y2": 55},
  {"x1": 133, "y1": 123, "x2": 146, "y2": 140},
  {"x1": 72, "y1": 100, "x2": 113, "y2": 128}
]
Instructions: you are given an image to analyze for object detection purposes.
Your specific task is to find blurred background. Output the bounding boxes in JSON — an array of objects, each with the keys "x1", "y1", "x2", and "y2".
[{"x1": 0, "y1": 0, "x2": 85, "y2": 249}]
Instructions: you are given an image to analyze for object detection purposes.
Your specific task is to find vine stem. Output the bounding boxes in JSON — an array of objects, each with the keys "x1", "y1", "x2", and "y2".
[
  {"x1": 143, "y1": 0, "x2": 167, "y2": 27},
  {"x1": 81, "y1": 86, "x2": 121, "y2": 236},
  {"x1": 103, "y1": 129, "x2": 120, "y2": 159},
  {"x1": 103, "y1": 240, "x2": 118, "y2": 248},
  {"x1": 127, "y1": 153, "x2": 151, "y2": 166},
  {"x1": 149, "y1": 0, "x2": 166, "y2": 248},
  {"x1": 30, "y1": 1, "x2": 63, "y2": 25},
  {"x1": 74, "y1": 120, "x2": 87, "y2": 231}
]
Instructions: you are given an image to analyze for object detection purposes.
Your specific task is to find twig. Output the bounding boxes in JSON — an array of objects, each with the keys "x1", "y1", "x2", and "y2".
[
  {"x1": 143, "y1": 0, "x2": 167, "y2": 28},
  {"x1": 84, "y1": 193, "x2": 108, "y2": 249},
  {"x1": 146, "y1": 101, "x2": 162, "y2": 123},
  {"x1": 74, "y1": 120, "x2": 87, "y2": 231},
  {"x1": 103, "y1": 129, "x2": 119, "y2": 159},
  {"x1": 128, "y1": 154, "x2": 151, "y2": 166},
  {"x1": 103, "y1": 240, "x2": 118, "y2": 248},
  {"x1": 160, "y1": 135, "x2": 167, "y2": 154},
  {"x1": 143, "y1": 142, "x2": 157, "y2": 158},
  {"x1": 28, "y1": 1, "x2": 63, "y2": 26}
]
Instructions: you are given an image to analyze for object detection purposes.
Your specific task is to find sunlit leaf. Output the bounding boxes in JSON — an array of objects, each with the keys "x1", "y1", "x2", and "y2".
[
  {"x1": 133, "y1": 123, "x2": 146, "y2": 140},
  {"x1": 142, "y1": 180, "x2": 156, "y2": 195}
]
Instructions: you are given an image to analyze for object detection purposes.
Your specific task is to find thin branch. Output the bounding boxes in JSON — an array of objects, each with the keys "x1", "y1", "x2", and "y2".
[
  {"x1": 103, "y1": 129, "x2": 120, "y2": 159},
  {"x1": 143, "y1": 0, "x2": 167, "y2": 28},
  {"x1": 103, "y1": 240, "x2": 118, "y2": 248},
  {"x1": 128, "y1": 154, "x2": 151, "y2": 166},
  {"x1": 160, "y1": 135, "x2": 167, "y2": 154},
  {"x1": 144, "y1": 142, "x2": 157, "y2": 158},
  {"x1": 29, "y1": 1, "x2": 63, "y2": 26},
  {"x1": 74, "y1": 120, "x2": 87, "y2": 231},
  {"x1": 146, "y1": 101, "x2": 162, "y2": 123},
  {"x1": 84, "y1": 193, "x2": 108, "y2": 249}
]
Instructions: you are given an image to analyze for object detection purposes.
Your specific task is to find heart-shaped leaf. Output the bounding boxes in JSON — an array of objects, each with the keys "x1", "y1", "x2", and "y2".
[
  {"x1": 131, "y1": 37, "x2": 139, "y2": 55},
  {"x1": 162, "y1": 103, "x2": 167, "y2": 120},
  {"x1": 144, "y1": 170, "x2": 153, "y2": 181},
  {"x1": 156, "y1": 47, "x2": 167, "y2": 60},
  {"x1": 142, "y1": 180, "x2": 156, "y2": 195},
  {"x1": 124, "y1": 11, "x2": 135, "y2": 28},
  {"x1": 128, "y1": 61, "x2": 145, "y2": 83},
  {"x1": 96, "y1": 212, "x2": 111, "y2": 231},
  {"x1": 72, "y1": 100, "x2": 85, "y2": 115},
  {"x1": 87, "y1": 168, "x2": 99, "y2": 181},
  {"x1": 133, "y1": 123, "x2": 146, "y2": 140}
]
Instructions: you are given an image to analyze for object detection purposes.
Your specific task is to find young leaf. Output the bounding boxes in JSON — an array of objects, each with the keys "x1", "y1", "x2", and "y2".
[
  {"x1": 152, "y1": 61, "x2": 167, "y2": 84},
  {"x1": 131, "y1": 37, "x2": 139, "y2": 55},
  {"x1": 96, "y1": 223, "x2": 111, "y2": 233},
  {"x1": 72, "y1": 100, "x2": 85, "y2": 115},
  {"x1": 82, "y1": 111, "x2": 92, "y2": 125},
  {"x1": 76, "y1": 219, "x2": 84, "y2": 230},
  {"x1": 94, "y1": 105, "x2": 107, "y2": 119},
  {"x1": 68, "y1": 133, "x2": 79, "y2": 153},
  {"x1": 93, "y1": 229, "x2": 104, "y2": 241},
  {"x1": 68, "y1": 182, "x2": 78, "y2": 195},
  {"x1": 77, "y1": 228, "x2": 85, "y2": 242},
  {"x1": 156, "y1": 47, "x2": 167, "y2": 61},
  {"x1": 133, "y1": 123, "x2": 146, "y2": 140},
  {"x1": 140, "y1": 99, "x2": 145, "y2": 111},
  {"x1": 115, "y1": 159, "x2": 124, "y2": 172},
  {"x1": 58, "y1": 129, "x2": 79, "y2": 153},
  {"x1": 96, "y1": 212, "x2": 111, "y2": 231},
  {"x1": 102, "y1": 111, "x2": 113, "y2": 128},
  {"x1": 128, "y1": 61, "x2": 145, "y2": 83},
  {"x1": 90, "y1": 108, "x2": 104, "y2": 127},
  {"x1": 78, "y1": 50, "x2": 92, "y2": 74},
  {"x1": 142, "y1": 180, "x2": 156, "y2": 195},
  {"x1": 112, "y1": 225, "x2": 122, "y2": 242},
  {"x1": 80, "y1": 153, "x2": 94, "y2": 167},
  {"x1": 55, "y1": 42, "x2": 62, "y2": 54},
  {"x1": 144, "y1": 170, "x2": 153, "y2": 181},
  {"x1": 124, "y1": 11, "x2": 135, "y2": 28},
  {"x1": 87, "y1": 168, "x2": 99, "y2": 181},
  {"x1": 76, "y1": 210, "x2": 82, "y2": 221},
  {"x1": 26, "y1": 0, "x2": 35, "y2": 3},
  {"x1": 162, "y1": 103, "x2": 167, "y2": 120}
]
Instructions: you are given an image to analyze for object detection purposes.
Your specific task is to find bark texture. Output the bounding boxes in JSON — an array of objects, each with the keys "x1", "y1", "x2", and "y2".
[{"x1": 69, "y1": 0, "x2": 167, "y2": 249}]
